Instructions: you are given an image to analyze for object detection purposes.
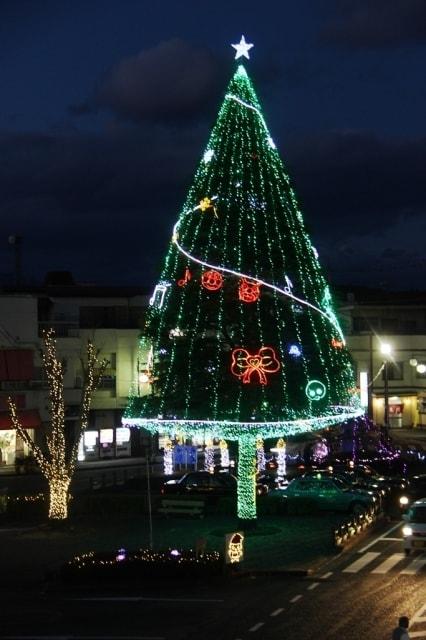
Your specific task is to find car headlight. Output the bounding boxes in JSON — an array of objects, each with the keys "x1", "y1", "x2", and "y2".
[
  {"x1": 402, "y1": 525, "x2": 413, "y2": 537},
  {"x1": 399, "y1": 496, "x2": 409, "y2": 506}
]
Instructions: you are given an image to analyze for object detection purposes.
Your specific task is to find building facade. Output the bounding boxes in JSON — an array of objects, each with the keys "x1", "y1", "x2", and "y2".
[
  {"x1": 339, "y1": 288, "x2": 426, "y2": 428},
  {"x1": 0, "y1": 277, "x2": 151, "y2": 466},
  {"x1": 2, "y1": 280, "x2": 426, "y2": 468}
]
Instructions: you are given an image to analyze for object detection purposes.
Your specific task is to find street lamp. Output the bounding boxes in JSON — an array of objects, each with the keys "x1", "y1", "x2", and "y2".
[{"x1": 380, "y1": 342, "x2": 392, "y2": 432}]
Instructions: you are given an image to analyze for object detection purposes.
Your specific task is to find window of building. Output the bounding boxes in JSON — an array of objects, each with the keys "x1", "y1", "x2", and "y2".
[
  {"x1": 79, "y1": 306, "x2": 145, "y2": 329},
  {"x1": 380, "y1": 318, "x2": 399, "y2": 333},
  {"x1": 382, "y1": 361, "x2": 404, "y2": 381}
]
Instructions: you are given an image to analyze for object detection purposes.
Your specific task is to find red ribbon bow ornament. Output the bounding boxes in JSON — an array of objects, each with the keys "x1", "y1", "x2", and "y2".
[{"x1": 231, "y1": 347, "x2": 280, "y2": 385}]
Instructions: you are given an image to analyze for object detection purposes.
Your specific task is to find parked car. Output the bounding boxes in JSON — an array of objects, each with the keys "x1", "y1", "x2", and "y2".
[
  {"x1": 161, "y1": 471, "x2": 268, "y2": 501},
  {"x1": 280, "y1": 475, "x2": 377, "y2": 514},
  {"x1": 303, "y1": 470, "x2": 383, "y2": 506},
  {"x1": 402, "y1": 498, "x2": 426, "y2": 555},
  {"x1": 323, "y1": 462, "x2": 407, "y2": 499},
  {"x1": 399, "y1": 475, "x2": 426, "y2": 511}
]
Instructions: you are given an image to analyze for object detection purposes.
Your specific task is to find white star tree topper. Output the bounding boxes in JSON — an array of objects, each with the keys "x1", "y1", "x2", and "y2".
[{"x1": 231, "y1": 35, "x2": 254, "y2": 60}]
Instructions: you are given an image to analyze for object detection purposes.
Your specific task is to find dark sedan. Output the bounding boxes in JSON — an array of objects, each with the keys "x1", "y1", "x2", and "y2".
[{"x1": 161, "y1": 471, "x2": 268, "y2": 501}]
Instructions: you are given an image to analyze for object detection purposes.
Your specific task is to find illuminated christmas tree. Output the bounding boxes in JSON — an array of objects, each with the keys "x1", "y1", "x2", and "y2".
[{"x1": 124, "y1": 37, "x2": 362, "y2": 524}]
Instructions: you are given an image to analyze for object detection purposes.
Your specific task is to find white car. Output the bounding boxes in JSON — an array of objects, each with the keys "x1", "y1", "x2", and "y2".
[{"x1": 402, "y1": 498, "x2": 426, "y2": 555}]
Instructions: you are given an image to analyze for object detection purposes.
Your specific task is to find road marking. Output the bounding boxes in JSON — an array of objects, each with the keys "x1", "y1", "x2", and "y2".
[
  {"x1": 410, "y1": 604, "x2": 426, "y2": 638},
  {"x1": 307, "y1": 582, "x2": 319, "y2": 590},
  {"x1": 381, "y1": 537, "x2": 403, "y2": 541},
  {"x1": 411, "y1": 604, "x2": 426, "y2": 620},
  {"x1": 320, "y1": 571, "x2": 333, "y2": 579},
  {"x1": 343, "y1": 551, "x2": 381, "y2": 573},
  {"x1": 249, "y1": 622, "x2": 264, "y2": 632},
  {"x1": 358, "y1": 522, "x2": 401, "y2": 553},
  {"x1": 270, "y1": 608, "x2": 284, "y2": 617},
  {"x1": 400, "y1": 554, "x2": 426, "y2": 575},
  {"x1": 290, "y1": 595, "x2": 302, "y2": 603},
  {"x1": 371, "y1": 553, "x2": 405, "y2": 574},
  {"x1": 72, "y1": 596, "x2": 224, "y2": 603}
]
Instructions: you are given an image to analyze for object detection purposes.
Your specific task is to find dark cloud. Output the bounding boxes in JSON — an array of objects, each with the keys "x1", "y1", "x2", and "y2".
[
  {"x1": 81, "y1": 38, "x2": 227, "y2": 125},
  {"x1": 1, "y1": 123, "x2": 425, "y2": 289},
  {"x1": 320, "y1": 0, "x2": 426, "y2": 49},
  {"x1": 0, "y1": 125, "x2": 206, "y2": 285},
  {"x1": 282, "y1": 129, "x2": 426, "y2": 288},
  {"x1": 285, "y1": 130, "x2": 426, "y2": 233}
]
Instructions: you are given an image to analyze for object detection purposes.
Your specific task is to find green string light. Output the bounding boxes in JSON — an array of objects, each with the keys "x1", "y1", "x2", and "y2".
[{"x1": 124, "y1": 60, "x2": 360, "y2": 523}]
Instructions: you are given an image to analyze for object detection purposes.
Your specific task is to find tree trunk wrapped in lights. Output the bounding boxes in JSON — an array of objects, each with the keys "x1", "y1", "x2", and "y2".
[
  {"x1": 123, "y1": 42, "x2": 362, "y2": 524},
  {"x1": 8, "y1": 329, "x2": 108, "y2": 521}
]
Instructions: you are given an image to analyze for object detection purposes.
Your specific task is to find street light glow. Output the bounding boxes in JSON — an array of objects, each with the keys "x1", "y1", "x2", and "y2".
[
  {"x1": 380, "y1": 342, "x2": 392, "y2": 357},
  {"x1": 416, "y1": 364, "x2": 426, "y2": 374}
]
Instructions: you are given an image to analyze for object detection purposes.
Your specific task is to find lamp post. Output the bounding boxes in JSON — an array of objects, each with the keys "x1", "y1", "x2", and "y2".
[{"x1": 380, "y1": 342, "x2": 392, "y2": 433}]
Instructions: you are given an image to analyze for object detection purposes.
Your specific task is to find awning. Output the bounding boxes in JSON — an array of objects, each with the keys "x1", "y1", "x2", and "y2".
[
  {"x1": 0, "y1": 409, "x2": 41, "y2": 430},
  {"x1": 0, "y1": 350, "x2": 34, "y2": 381}
]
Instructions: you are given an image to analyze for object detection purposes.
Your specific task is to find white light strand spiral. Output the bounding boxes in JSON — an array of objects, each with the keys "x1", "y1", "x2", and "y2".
[
  {"x1": 171, "y1": 90, "x2": 345, "y2": 343},
  {"x1": 173, "y1": 219, "x2": 344, "y2": 341}
]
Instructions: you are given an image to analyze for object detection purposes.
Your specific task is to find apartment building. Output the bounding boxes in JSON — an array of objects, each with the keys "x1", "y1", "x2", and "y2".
[
  {"x1": 339, "y1": 287, "x2": 426, "y2": 428},
  {"x1": 0, "y1": 274, "x2": 151, "y2": 466}
]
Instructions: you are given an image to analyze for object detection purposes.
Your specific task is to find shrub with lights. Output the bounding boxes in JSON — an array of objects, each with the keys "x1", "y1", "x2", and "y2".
[
  {"x1": 124, "y1": 37, "x2": 362, "y2": 524},
  {"x1": 60, "y1": 548, "x2": 223, "y2": 583}
]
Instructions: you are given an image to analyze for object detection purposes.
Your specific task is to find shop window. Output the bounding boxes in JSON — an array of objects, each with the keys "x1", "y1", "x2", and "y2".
[
  {"x1": 382, "y1": 362, "x2": 404, "y2": 381},
  {"x1": 98, "y1": 375, "x2": 116, "y2": 389}
]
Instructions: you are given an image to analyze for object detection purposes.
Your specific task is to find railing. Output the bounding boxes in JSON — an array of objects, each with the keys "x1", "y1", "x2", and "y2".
[{"x1": 38, "y1": 322, "x2": 80, "y2": 338}]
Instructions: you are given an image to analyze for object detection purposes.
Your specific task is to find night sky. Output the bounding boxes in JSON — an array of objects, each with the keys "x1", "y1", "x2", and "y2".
[{"x1": 1, "y1": 1, "x2": 425, "y2": 291}]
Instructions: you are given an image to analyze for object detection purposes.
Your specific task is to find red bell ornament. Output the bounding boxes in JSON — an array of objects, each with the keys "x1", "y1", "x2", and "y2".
[
  {"x1": 201, "y1": 270, "x2": 223, "y2": 291},
  {"x1": 239, "y1": 278, "x2": 261, "y2": 303}
]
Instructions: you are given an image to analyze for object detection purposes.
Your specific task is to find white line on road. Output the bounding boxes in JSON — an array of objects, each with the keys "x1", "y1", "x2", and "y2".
[
  {"x1": 72, "y1": 596, "x2": 224, "y2": 603},
  {"x1": 307, "y1": 582, "x2": 320, "y2": 590},
  {"x1": 343, "y1": 551, "x2": 381, "y2": 573},
  {"x1": 290, "y1": 595, "x2": 302, "y2": 603},
  {"x1": 320, "y1": 571, "x2": 333, "y2": 579},
  {"x1": 371, "y1": 553, "x2": 405, "y2": 574},
  {"x1": 270, "y1": 608, "x2": 284, "y2": 617},
  {"x1": 400, "y1": 554, "x2": 426, "y2": 575},
  {"x1": 411, "y1": 604, "x2": 426, "y2": 621},
  {"x1": 249, "y1": 622, "x2": 264, "y2": 632},
  {"x1": 358, "y1": 522, "x2": 401, "y2": 553},
  {"x1": 381, "y1": 537, "x2": 403, "y2": 541}
]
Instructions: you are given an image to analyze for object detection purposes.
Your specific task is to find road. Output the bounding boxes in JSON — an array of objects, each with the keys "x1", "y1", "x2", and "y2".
[{"x1": 0, "y1": 520, "x2": 424, "y2": 640}]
